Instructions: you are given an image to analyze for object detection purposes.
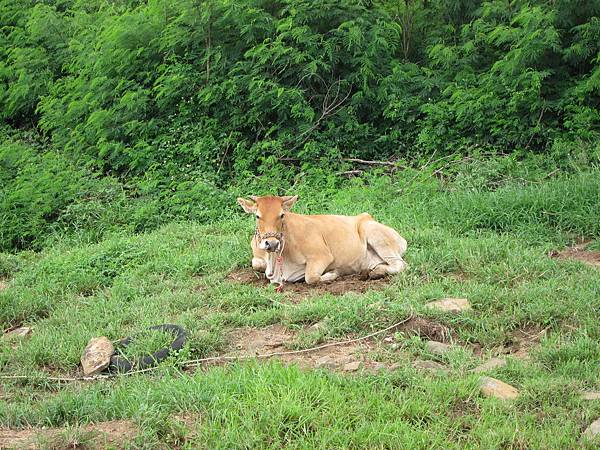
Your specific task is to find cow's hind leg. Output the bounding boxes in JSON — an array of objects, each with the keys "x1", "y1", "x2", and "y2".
[{"x1": 362, "y1": 221, "x2": 407, "y2": 279}]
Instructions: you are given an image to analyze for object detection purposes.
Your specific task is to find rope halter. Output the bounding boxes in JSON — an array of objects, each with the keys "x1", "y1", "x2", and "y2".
[{"x1": 255, "y1": 219, "x2": 286, "y2": 289}]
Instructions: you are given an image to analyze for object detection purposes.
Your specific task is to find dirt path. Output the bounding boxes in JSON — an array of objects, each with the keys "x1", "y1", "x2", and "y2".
[{"x1": 549, "y1": 241, "x2": 600, "y2": 268}]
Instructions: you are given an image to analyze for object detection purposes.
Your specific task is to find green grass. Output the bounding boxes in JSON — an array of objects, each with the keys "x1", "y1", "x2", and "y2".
[
  {"x1": 1, "y1": 169, "x2": 600, "y2": 448},
  {"x1": 114, "y1": 328, "x2": 179, "y2": 364}
]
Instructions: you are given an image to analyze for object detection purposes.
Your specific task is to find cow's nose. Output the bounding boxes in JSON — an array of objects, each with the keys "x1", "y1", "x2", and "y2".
[{"x1": 264, "y1": 239, "x2": 279, "y2": 251}]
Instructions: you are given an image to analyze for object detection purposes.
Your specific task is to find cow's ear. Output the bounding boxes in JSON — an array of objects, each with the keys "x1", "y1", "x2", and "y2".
[
  {"x1": 281, "y1": 195, "x2": 298, "y2": 211},
  {"x1": 237, "y1": 197, "x2": 257, "y2": 214}
]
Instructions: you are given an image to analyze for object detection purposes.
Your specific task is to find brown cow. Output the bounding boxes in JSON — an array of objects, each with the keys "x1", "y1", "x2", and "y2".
[{"x1": 237, "y1": 195, "x2": 407, "y2": 286}]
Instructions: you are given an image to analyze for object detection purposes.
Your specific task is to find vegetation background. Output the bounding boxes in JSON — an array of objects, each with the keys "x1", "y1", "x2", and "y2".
[{"x1": 1, "y1": 0, "x2": 599, "y2": 251}]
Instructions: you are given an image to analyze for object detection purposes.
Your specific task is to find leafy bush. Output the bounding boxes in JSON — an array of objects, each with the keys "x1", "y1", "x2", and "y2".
[{"x1": 1, "y1": 0, "x2": 599, "y2": 250}]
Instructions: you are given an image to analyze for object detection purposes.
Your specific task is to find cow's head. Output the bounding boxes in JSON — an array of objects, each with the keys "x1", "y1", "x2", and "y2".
[{"x1": 237, "y1": 195, "x2": 298, "y2": 252}]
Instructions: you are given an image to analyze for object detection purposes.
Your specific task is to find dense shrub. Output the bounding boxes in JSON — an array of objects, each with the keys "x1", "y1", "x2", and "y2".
[{"x1": 1, "y1": 0, "x2": 599, "y2": 250}]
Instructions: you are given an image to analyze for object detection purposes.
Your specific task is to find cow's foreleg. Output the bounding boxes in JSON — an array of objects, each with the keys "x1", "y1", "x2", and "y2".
[
  {"x1": 319, "y1": 270, "x2": 339, "y2": 283},
  {"x1": 252, "y1": 257, "x2": 267, "y2": 272},
  {"x1": 305, "y1": 255, "x2": 334, "y2": 284}
]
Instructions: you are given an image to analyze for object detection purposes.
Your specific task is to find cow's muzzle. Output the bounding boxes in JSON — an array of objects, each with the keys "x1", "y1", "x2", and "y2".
[
  {"x1": 256, "y1": 229, "x2": 284, "y2": 253},
  {"x1": 260, "y1": 238, "x2": 281, "y2": 253}
]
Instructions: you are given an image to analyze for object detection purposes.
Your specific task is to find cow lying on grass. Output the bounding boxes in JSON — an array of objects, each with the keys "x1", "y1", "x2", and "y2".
[{"x1": 237, "y1": 195, "x2": 407, "y2": 287}]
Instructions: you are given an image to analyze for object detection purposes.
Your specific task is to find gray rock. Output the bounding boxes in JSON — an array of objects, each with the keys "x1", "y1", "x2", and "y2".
[
  {"x1": 479, "y1": 376, "x2": 519, "y2": 400},
  {"x1": 81, "y1": 337, "x2": 114, "y2": 375},
  {"x1": 413, "y1": 360, "x2": 447, "y2": 372},
  {"x1": 315, "y1": 355, "x2": 339, "y2": 370},
  {"x1": 583, "y1": 418, "x2": 600, "y2": 442},
  {"x1": 581, "y1": 392, "x2": 600, "y2": 401},
  {"x1": 471, "y1": 357, "x2": 507, "y2": 373},
  {"x1": 371, "y1": 362, "x2": 386, "y2": 372},
  {"x1": 426, "y1": 340, "x2": 453, "y2": 355},
  {"x1": 4, "y1": 327, "x2": 32, "y2": 339},
  {"x1": 425, "y1": 298, "x2": 472, "y2": 313},
  {"x1": 343, "y1": 361, "x2": 361, "y2": 372}
]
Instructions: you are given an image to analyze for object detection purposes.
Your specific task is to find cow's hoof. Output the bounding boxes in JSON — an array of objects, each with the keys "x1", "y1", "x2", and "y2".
[
  {"x1": 368, "y1": 266, "x2": 388, "y2": 280},
  {"x1": 319, "y1": 271, "x2": 339, "y2": 283}
]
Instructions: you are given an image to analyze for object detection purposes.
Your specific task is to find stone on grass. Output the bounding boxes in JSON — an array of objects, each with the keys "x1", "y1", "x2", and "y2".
[
  {"x1": 479, "y1": 376, "x2": 519, "y2": 400},
  {"x1": 81, "y1": 337, "x2": 114, "y2": 376},
  {"x1": 471, "y1": 358, "x2": 507, "y2": 373},
  {"x1": 583, "y1": 418, "x2": 600, "y2": 442},
  {"x1": 581, "y1": 392, "x2": 600, "y2": 401},
  {"x1": 413, "y1": 360, "x2": 447, "y2": 372},
  {"x1": 425, "y1": 298, "x2": 472, "y2": 313},
  {"x1": 371, "y1": 362, "x2": 386, "y2": 372},
  {"x1": 426, "y1": 340, "x2": 453, "y2": 355},
  {"x1": 343, "y1": 361, "x2": 361, "y2": 372},
  {"x1": 315, "y1": 355, "x2": 338, "y2": 370},
  {"x1": 4, "y1": 327, "x2": 32, "y2": 339}
]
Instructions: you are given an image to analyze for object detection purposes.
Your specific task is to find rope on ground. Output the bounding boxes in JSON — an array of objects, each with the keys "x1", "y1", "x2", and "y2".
[{"x1": 0, "y1": 314, "x2": 414, "y2": 383}]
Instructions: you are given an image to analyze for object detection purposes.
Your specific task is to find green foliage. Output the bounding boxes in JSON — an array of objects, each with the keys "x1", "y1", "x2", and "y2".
[
  {"x1": 0, "y1": 141, "x2": 113, "y2": 251},
  {"x1": 1, "y1": 0, "x2": 600, "y2": 250}
]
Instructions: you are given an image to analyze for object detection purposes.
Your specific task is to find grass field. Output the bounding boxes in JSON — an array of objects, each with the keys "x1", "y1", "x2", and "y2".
[{"x1": 1, "y1": 167, "x2": 600, "y2": 449}]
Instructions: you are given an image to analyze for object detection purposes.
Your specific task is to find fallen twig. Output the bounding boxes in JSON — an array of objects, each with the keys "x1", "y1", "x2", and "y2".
[{"x1": 343, "y1": 158, "x2": 400, "y2": 167}]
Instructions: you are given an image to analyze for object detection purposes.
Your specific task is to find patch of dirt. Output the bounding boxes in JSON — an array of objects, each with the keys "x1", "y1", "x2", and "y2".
[
  {"x1": 226, "y1": 268, "x2": 391, "y2": 299},
  {"x1": 222, "y1": 318, "x2": 453, "y2": 372},
  {"x1": 227, "y1": 324, "x2": 294, "y2": 355},
  {"x1": 0, "y1": 420, "x2": 137, "y2": 449},
  {"x1": 471, "y1": 325, "x2": 546, "y2": 360},
  {"x1": 0, "y1": 280, "x2": 7, "y2": 291},
  {"x1": 505, "y1": 326, "x2": 546, "y2": 359},
  {"x1": 450, "y1": 398, "x2": 481, "y2": 419},
  {"x1": 549, "y1": 241, "x2": 600, "y2": 268},
  {"x1": 478, "y1": 326, "x2": 546, "y2": 360},
  {"x1": 224, "y1": 324, "x2": 384, "y2": 371},
  {"x1": 395, "y1": 317, "x2": 453, "y2": 343}
]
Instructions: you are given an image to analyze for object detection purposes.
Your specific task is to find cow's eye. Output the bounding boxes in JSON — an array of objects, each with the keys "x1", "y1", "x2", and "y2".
[
  {"x1": 256, "y1": 214, "x2": 261, "y2": 219},
  {"x1": 280, "y1": 213, "x2": 285, "y2": 219}
]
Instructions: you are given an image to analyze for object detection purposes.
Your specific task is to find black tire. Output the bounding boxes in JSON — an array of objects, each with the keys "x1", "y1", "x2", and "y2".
[{"x1": 109, "y1": 324, "x2": 186, "y2": 373}]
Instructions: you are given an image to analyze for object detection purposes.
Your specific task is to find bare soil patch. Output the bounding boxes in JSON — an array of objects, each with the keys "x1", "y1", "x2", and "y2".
[
  {"x1": 471, "y1": 325, "x2": 546, "y2": 360},
  {"x1": 395, "y1": 317, "x2": 453, "y2": 343},
  {"x1": 0, "y1": 420, "x2": 137, "y2": 449},
  {"x1": 505, "y1": 326, "x2": 546, "y2": 359},
  {"x1": 549, "y1": 242, "x2": 600, "y2": 268},
  {"x1": 226, "y1": 324, "x2": 379, "y2": 371},
  {"x1": 223, "y1": 317, "x2": 452, "y2": 372},
  {"x1": 226, "y1": 268, "x2": 391, "y2": 299}
]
